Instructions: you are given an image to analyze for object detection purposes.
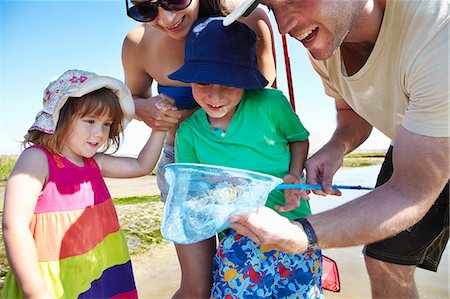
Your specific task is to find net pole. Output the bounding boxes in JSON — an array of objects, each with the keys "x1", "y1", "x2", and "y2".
[{"x1": 282, "y1": 34, "x2": 296, "y2": 111}]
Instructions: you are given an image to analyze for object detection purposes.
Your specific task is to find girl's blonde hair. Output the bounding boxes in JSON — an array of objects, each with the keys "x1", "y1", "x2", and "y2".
[{"x1": 24, "y1": 88, "x2": 124, "y2": 154}]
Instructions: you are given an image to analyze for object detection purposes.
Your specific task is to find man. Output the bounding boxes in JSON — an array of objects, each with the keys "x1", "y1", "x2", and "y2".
[{"x1": 224, "y1": 0, "x2": 449, "y2": 298}]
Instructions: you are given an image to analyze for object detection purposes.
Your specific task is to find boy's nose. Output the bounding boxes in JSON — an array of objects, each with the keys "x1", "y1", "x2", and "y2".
[{"x1": 157, "y1": 7, "x2": 177, "y2": 27}]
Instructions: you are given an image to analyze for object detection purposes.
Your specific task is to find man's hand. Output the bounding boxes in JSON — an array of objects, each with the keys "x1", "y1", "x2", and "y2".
[
  {"x1": 304, "y1": 149, "x2": 343, "y2": 196},
  {"x1": 229, "y1": 207, "x2": 308, "y2": 255}
]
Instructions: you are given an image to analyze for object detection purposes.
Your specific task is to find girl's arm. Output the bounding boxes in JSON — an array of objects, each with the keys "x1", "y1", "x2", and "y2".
[
  {"x1": 276, "y1": 140, "x2": 310, "y2": 212},
  {"x1": 95, "y1": 130, "x2": 166, "y2": 178},
  {"x1": 3, "y1": 148, "x2": 54, "y2": 298}
]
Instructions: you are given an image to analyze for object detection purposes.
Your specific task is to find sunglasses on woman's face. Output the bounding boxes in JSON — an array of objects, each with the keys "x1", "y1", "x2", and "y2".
[{"x1": 126, "y1": 0, "x2": 193, "y2": 22}]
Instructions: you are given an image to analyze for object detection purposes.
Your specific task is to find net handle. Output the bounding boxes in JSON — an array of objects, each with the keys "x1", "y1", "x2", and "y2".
[{"x1": 275, "y1": 184, "x2": 373, "y2": 190}]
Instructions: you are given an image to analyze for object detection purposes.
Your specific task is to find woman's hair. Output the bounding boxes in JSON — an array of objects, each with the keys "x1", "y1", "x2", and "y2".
[
  {"x1": 25, "y1": 88, "x2": 124, "y2": 154},
  {"x1": 198, "y1": 0, "x2": 229, "y2": 18}
]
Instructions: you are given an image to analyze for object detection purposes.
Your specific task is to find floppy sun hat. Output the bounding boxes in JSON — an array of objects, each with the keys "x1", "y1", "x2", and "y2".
[
  {"x1": 223, "y1": 0, "x2": 260, "y2": 26},
  {"x1": 168, "y1": 17, "x2": 268, "y2": 89},
  {"x1": 30, "y1": 69, "x2": 135, "y2": 134}
]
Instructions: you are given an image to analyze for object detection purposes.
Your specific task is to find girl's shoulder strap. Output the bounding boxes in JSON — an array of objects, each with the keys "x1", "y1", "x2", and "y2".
[{"x1": 27, "y1": 145, "x2": 65, "y2": 169}]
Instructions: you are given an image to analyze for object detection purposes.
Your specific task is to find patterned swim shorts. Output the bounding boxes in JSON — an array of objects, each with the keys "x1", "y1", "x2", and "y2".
[{"x1": 211, "y1": 230, "x2": 323, "y2": 299}]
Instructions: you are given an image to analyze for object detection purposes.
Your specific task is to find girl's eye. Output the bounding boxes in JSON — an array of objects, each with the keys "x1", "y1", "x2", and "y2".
[
  {"x1": 84, "y1": 119, "x2": 95, "y2": 124},
  {"x1": 104, "y1": 122, "x2": 113, "y2": 127}
]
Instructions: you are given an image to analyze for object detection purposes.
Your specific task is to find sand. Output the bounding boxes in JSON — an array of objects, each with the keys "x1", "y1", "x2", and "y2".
[
  {"x1": 1, "y1": 175, "x2": 447, "y2": 298},
  {"x1": 104, "y1": 175, "x2": 449, "y2": 299}
]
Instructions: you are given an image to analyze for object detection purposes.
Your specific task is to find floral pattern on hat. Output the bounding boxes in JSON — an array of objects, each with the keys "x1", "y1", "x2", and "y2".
[{"x1": 29, "y1": 69, "x2": 134, "y2": 134}]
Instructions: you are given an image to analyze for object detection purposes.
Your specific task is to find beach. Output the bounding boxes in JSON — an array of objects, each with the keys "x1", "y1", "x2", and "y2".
[
  {"x1": 107, "y1": 166, "x2": 449, "y2": 299},
  {"x1": 1, "y1": 167, "x2": 448, "y2": 298}
]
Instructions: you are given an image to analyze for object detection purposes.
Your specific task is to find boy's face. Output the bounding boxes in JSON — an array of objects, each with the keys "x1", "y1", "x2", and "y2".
[{"x1": 192, "y1": 83, "x2": 244, "y2": 122}]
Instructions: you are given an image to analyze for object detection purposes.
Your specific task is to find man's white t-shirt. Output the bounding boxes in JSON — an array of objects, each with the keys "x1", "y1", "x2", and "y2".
[{"x1": 310, "y1": 0, "x2": 449, "y2": 140}]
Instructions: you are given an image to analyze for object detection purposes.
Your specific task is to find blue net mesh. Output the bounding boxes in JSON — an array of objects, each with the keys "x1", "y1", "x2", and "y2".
[{"x1": 161, "y1": 163, "x2": 283, "y2": 244}]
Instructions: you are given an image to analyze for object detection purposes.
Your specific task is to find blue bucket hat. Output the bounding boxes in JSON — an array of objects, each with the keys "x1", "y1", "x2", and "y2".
[{"x1": 168, "y1": 17, "x2": 268, "y2": 89}]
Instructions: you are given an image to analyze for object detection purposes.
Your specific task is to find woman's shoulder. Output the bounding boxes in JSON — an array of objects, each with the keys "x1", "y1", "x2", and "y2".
[{"x1": 123, "y1": 24, "x2": 159, "y2": 54}]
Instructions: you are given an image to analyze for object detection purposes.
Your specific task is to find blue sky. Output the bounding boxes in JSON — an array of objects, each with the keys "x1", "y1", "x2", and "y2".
[{"x1": 0, "y1": 0, "x2": 390, "y2": 156}]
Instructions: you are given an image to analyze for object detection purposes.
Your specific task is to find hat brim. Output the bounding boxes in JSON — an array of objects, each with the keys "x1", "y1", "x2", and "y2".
[
  {"x1": 30, "y1": 73, "x2": 135, "y2": 134},
  {"x1": 69, "y1": 76, "x2": 135, "y2": 129},
  {"x1": 223, "y1": 0, "x2": 260, "y2": 26},
  {"x1": 169, "y1": 61, "x2": 268, "y2": 90}
]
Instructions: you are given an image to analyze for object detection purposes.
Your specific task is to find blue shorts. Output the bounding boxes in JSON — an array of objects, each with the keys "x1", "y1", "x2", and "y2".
[{"x1": 211, "y1": 230, "x2": 323, "y2": 299}]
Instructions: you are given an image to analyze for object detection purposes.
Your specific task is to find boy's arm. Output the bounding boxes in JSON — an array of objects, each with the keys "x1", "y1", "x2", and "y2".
[
  {"x1": 96, "y1": 130, "x2": 166, "y2": 178},
  {"x1": 3, "y1": 149, "x2": 54, "y2": 298},
  {"x1": 276, "y1": 140, "x2": 310, "y2": 212}
]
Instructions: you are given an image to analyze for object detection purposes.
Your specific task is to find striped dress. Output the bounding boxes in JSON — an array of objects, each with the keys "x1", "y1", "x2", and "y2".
[{"x1": 2, "y1": 146, "x2": 138, "y2": 298}]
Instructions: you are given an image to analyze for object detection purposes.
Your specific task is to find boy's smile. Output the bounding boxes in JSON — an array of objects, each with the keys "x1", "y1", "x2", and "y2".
[{"x1": 192, "y1": 83, "x2": 244, "y2": 130}]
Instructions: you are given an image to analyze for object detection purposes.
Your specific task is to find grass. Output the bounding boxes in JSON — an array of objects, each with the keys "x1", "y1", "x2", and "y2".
[
  {"x1": 0, "y1": 156, "x2": 17, "y2": 182},
  {"x1": 342, "y1": 151, "x2": 385, "y2": 168}
]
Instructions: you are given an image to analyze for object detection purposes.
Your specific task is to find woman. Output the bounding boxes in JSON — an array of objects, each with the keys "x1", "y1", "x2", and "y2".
[{"x1": 122, "y1": 1, "x2": 276, "y2": 297}]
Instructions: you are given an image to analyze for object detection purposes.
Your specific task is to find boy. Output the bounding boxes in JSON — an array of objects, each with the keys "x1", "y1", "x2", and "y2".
[{"x1": 163, "y1": 17, "x2": 323, "y2": 298}]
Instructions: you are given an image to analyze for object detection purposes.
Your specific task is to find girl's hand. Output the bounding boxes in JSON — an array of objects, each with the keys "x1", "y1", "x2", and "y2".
[
  {"x1": 155, "y1": 95, "x2": 178, "y2": 112},
  {"x1": 276, "y1": 173, "x2": 309, "y2": 212},
  {"x1": 134, "y1": 94, "x2": 181, "y2": 131}
]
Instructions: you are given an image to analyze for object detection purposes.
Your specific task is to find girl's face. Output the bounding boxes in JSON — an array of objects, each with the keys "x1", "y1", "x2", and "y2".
[
  {"x1": 149, "y1": 0, "x2": 200, "y2": 40},
  {"x1": 192, "y1": 83, "x2": 244, "y2": 124},
  {"x1": 60, "y1": 113, "x2": 113, "y2": 165}
]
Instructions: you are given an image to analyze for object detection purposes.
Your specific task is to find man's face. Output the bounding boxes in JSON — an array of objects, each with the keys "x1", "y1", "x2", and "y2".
[{"x1": 260, "y1": 0, "x2": 366, "y2": 60}]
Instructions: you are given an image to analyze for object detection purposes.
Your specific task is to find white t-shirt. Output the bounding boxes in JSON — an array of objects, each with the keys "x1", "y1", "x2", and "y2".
[{"x1": 310, "y1": 0, "x2": 449, "y2": 139}]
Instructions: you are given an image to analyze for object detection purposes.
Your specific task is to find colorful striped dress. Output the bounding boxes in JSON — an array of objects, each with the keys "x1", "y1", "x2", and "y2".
[{"x1": 2, "y1": 146, "x2": 138, "y2": 298}]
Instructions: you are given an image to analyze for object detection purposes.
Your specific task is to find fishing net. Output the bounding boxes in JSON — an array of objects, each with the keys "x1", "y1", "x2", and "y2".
[{"x1": 160, "y1": 163, "x2": 283, "y2": 244}]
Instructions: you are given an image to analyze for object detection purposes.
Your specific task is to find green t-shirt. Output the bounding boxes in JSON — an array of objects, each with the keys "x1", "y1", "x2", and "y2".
[{"x1": 175, "y1": 88, "x2": 311, "y2": 219}]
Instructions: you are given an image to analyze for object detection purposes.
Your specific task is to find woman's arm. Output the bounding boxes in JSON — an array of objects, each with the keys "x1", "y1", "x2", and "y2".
[
  {"x1": 3, "y1": 149, "x2": 54, "y2": 298},
  {"x1": 122, "y1": 25, "x2": 182, "y2": 131},
  {"x1": 226, "y1": 2, "x2": 277, "y2": 87}
]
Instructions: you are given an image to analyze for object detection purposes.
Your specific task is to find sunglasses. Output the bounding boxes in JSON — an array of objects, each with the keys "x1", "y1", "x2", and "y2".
[{"x1": 126, "y1": 0, "x2": 192, "y2": 22}]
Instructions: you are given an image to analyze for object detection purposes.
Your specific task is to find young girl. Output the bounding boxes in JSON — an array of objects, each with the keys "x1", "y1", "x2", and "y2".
[
  {"x1": 123, "y1": 1, "x2": 276, "y2": 297},
  {"x1": 164, "y1": 18, "x2": 323, "y2": 298},
  {"x1": 1, "y1": 69, "x2": 166, "y2": 299}
]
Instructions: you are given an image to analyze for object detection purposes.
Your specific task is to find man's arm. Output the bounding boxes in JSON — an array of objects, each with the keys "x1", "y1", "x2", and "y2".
[
  {"x1": 231, "y1": 126, "x2": 449, "y2": 254},
  {"x1": 310, "y1": 126, "x2": 449, "y2": 248},
  {"x1": 305, "y1": 99, "x2": 373, "y2": 195}
]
